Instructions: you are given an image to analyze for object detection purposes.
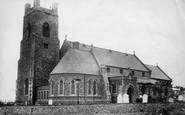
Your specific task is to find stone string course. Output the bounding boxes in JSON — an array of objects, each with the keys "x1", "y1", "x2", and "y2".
[{"x1": 0, "y1": 103, "x2": 184, "y2": 115}]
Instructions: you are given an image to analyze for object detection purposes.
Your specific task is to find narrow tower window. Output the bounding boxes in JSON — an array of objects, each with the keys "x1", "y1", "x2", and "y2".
[
  {"x1": 43, "y1": 22, "x2": 50, "y2": 37},
  {"x1": 25, "y1": 78, "x2": 29, "y2": 95},
  {"x1": 71, "y1": 80, "x2": 75, "y2": 94},
  {"x1": 28, "y1": 23, "x2": 31, "y2": 38}
]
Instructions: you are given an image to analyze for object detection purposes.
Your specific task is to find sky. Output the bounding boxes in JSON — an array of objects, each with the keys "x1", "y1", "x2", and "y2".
[{"x1": 0, "y1": 0, "x2": 185, "y2": 101}]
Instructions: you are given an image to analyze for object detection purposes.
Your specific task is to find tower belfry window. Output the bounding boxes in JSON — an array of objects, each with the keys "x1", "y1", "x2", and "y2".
[{"x1": 43, "y1": 22, "x2": 50, "y2": 37}]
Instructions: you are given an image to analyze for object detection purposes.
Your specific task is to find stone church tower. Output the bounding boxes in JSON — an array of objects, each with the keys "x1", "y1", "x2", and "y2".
[{"x1": 16, "y1": 0, "x2": 60, "y2": 104}]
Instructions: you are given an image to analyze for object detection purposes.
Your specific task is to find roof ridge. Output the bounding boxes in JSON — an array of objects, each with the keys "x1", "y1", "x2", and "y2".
[
  {"x1": 69, "y1": 47, "x2": 91, "y2": 52},
  {"x1": 92, "y1": 46, "x2": 133, "y2": 55},
  {"x1": 66, "y1": 39, "x2": 133, "y2": 56},
  {"x1": 145, "y1": 64, "x2": 157, "y2": 67}
]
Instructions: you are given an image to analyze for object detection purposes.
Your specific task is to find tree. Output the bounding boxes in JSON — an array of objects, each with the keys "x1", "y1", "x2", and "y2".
[{"x1": 0, "y1": 100, "x2": 4, "y2": 106}]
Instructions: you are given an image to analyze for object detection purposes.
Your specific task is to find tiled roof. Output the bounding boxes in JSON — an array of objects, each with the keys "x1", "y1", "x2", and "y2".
[
  {"x1": 52, "y1": 40, "x2": 155, "y2": 75},
  {"x1": 145, "y1": 64, "x2": 172, "y2": 81},
  {"x1": 65, "y1": 40, "x2": 149, "y2": 71},
  {"x1": 51, "y1": 48, "x2": 100, "y2": 75},
  {"x1": 91, "y1": 47, "x2": 149, "y2": 71}
]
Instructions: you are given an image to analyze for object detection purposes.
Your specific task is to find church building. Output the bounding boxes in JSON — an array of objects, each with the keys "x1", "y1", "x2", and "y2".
[{"x1": 16, "y1": 0, "x2": 172, "y2": 105}]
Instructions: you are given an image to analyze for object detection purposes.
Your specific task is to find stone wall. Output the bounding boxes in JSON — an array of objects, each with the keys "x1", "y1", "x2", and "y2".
[{"x1": 0, "y1": 103, "x2": 184, "y2": 115}]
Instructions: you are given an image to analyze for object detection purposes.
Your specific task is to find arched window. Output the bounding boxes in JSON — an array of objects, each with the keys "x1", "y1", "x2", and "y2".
[
  {"x1": 93, "y1": 80, "x2": 97, "y2": 95},
  {"x1": 44, "y1": 91, "x2": 46, "y2": 99},
  {"x1": 46, "y1": 91, "x2": 49, "y2": 99},
  {"x1": 59, "y1": 80, "x2": 64, "y2": 94},
  {"x1": 88, "y1": 79, "x2": 92, "y2": 95},
  {"x1": 50, "y1": 80, "x2": 54, "y2": 95},
  {"x1": 71, "y1": 80, "x2": 75, "y2": 94},
  {"x1": 25, "y1": 78, "x2": 29, "y2": 95},
  {"x1": 41, "y1": 91, "x2": 43, "y2": 99},
  {"x1": 43, "y1": 22, "x2": 50, "y2": 37},
  {"x1": 28, "y1": 23, "x2": 31, "y2": 38},
  {"x1": 38, "y1": 91, "x2": 40, "y2": 99}
]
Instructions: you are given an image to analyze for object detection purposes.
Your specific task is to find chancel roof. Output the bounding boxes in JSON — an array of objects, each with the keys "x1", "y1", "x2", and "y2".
[
  {"x1": 51, "y1": 48, "x2": 100, "y2": 75},
  {"x1": 145, "y1": 64, "x2": 172, "y2": 81}
]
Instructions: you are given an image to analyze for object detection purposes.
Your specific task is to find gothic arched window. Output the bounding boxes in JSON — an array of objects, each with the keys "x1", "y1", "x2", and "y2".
[
  {"x1": 50, "y1": 80, "x2": 54, "y2": 95},
  {"x1": 88, "y1": 79, "x2": 92, "y2": 95},
  {"x1": 43, "y1": 91, "x2": 46, "y2": 99},
  {"x1": 28, "y1": 23, "x2": 31, "y2": 38},
  {"x1": 43, "y1": 22, "x2": 50, "y2": 37},
  {"x1": 71, "y1": 80, "x2": 75, "y2": 94},
  {"x1": 93, "y1": 80, "x2": 97, "y2": 95},
  {"x1": 38, "y1": 91, "x2": 40, "y2": 99},
  {"x1": 41, "y1": 91, "x2": 43, "y2": 99},
  {"x1": 25, "y1": 78, "x2": 29, "y2": 95},
  {"x1": 58, "y1": 80, "x2": 64, "y2": 94}
]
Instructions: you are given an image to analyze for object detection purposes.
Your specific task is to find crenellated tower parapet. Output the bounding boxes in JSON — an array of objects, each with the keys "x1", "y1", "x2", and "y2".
[{"x1": 24, "y1": 0, "x2": 58, "y2": 16}]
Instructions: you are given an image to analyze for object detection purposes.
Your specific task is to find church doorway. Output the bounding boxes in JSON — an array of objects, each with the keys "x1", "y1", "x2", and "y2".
[{"x1": 127, "y1": 86, "x2": 134, "y2": 103}]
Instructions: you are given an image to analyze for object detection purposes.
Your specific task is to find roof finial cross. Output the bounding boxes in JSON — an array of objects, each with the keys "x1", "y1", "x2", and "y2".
[{"x1": 65, "y1": 35, "x2": 67, "y2": 40}]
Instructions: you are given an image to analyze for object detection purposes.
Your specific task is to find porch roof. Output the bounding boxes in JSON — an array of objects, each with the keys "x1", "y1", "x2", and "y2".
[{"x1": 137, "y1": 78, "x2": 157, "y2": 84}]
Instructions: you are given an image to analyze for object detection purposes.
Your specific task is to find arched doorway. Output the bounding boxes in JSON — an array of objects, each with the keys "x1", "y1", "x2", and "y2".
[{"x1": 127, "y1": 86, "x2": 134, "y2": 103}]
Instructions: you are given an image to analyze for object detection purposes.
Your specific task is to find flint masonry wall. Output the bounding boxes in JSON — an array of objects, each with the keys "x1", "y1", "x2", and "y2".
[
  {"x1": 47, "y1": 73, "x2": 108, "y2": 105},
  {"x1": 0, "y1": 103, "x2": 184, "y2": 115}
]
